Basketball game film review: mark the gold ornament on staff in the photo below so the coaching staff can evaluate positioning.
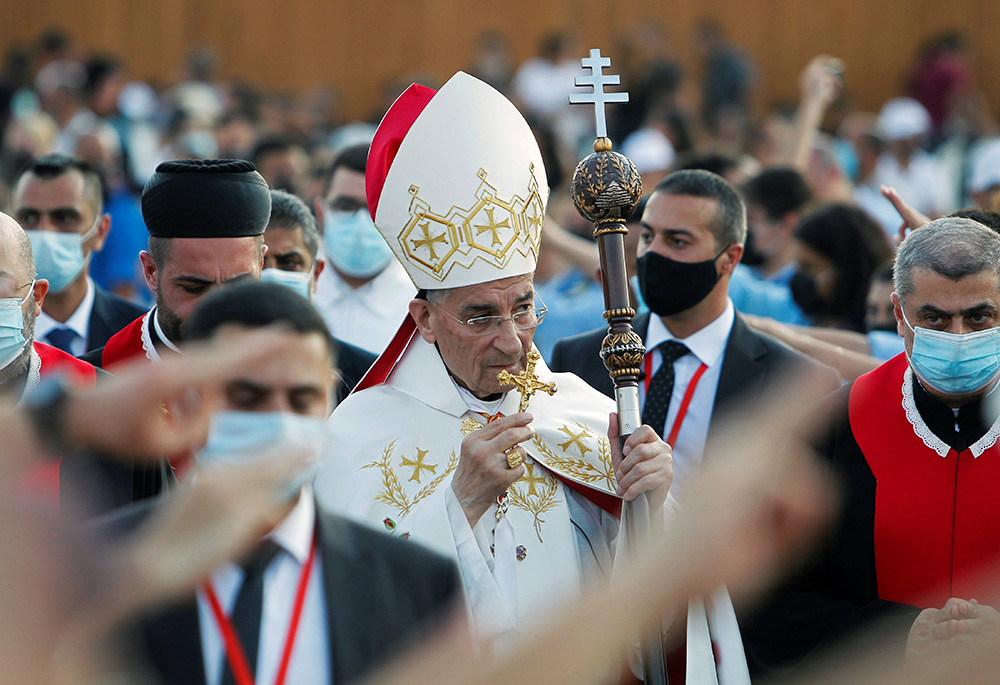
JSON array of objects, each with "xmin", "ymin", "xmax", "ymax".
[{"xmin": 497, "ymin": 350, "xmax": 556, "ymax": 468}]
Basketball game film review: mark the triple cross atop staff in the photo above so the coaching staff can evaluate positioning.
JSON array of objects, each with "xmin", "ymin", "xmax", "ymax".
[
  {"xmin": 569, "ymin": 48, "xmax": 629, "ymax": 140},
  {"xmin": 497, "ymin": 350, "xmax": 557, "ymax": 413}
]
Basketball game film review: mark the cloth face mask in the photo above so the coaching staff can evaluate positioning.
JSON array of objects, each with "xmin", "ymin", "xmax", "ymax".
[
  {"xmin": 0, "ymin": 285, "xmax": 33, "ymax": 371},
  {"xmin": 260, "ymin": 265, "xmax": 314, "ymax": 300},
  {"xmin": 636, "ymin": 247, "xmax": 726, "ymax": 317},
  {"xmin": 26, "ymin": 215, "xmax": 100, "ymax": 293},
  {"xmin": 902, "ymin": 309, "xmax": 1000, "ymax": 395},
  {"xmin": 197, "ymin": 410, "xmax": 326, "ymax": 496},
  {"xmin": 323, "ymin": 209, "xmax": 394, "ymax": 279}
]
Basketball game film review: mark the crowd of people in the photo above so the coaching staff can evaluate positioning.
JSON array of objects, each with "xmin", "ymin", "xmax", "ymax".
[{"xmin": 2, "ymin": 19, "xmax": 1000, "ymax": 685}]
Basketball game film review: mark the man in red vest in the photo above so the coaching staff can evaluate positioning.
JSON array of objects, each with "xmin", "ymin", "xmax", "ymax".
[
  {"xmin": 746, "ymin": 216, "xmax": 1000, "ymax": 675},
  {"xmin": 0, "ymin": 210, "xmax": 97, "ymax": 501}
]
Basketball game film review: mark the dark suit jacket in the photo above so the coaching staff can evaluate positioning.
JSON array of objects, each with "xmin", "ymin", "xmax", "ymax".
[
  {"xmin": 110, "ymin": 502, "xmax": 460, "ymax": 685},
  {"xmin": 85, "ymin": 286, "xmax": 147, "ymax": 352},
  {"xmin": 550, "ymin": 311, "xmax": 840, "ymax": 456}
]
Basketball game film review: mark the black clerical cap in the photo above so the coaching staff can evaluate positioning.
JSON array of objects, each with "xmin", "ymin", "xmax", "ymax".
[{"xmin": 141, "ymin": 159, "xmax": 271, "ymax": 238}]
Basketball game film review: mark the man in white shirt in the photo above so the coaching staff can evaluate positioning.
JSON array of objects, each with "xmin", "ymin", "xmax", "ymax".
[
  {"xmin": 120, "ymin": 280, "xmax": 461, "ymax": 685},
  {"xmin": 552, "ymin": 170, "xmax": 839, "ymax": 497},
  {"xmin": 312, "ymin": 143, "xmax": 414, "ymax": 354},
  {"xmin": 11, "ymin": 154, "xmax": 145, "ymax": 356}
]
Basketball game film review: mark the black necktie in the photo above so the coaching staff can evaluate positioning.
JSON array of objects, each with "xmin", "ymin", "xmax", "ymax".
[
  {"xmin": 221, "ymin": 541, "xmax": 282, "ymax": 685},
  {"xmin": 45, "ymin": 327, "xmax": 78, "ymax": 354},
  {"xmin": 642, "ymin": 340, "xmax": 691, "ymax": 435}
]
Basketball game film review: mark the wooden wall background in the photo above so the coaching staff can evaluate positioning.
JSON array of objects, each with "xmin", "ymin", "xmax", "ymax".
[{"xmin": 2, "ymin": 0, "xmax": 999, "ymax": 122}]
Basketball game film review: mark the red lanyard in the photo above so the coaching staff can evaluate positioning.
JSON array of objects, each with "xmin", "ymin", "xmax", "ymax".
[
  {"xmin": 203, "ymin": 532, "xmax": 318, "ymax": 685},
  {"xmin": 643, "ymin": 351, "xmax": 709, "ymax": 446}
]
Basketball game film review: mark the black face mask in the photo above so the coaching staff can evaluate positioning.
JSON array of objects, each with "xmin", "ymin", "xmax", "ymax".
[
  {"xmin": 789, "ymin": 271, "xmax": 829, "ymax": 317},
  {"xmin": 637, "ymin": 247, "xmax": 727, "ymax": 317}
]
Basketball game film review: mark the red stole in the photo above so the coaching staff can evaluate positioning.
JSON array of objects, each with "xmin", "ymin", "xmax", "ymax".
[
  {"xmin": 22, "ymin": 342, "xmax": 99, "ymax": 504},
  {"xmin": 849, "ymin": 353, "xmax": 1000, "ymax": 607},
  {"xmin": 100, "ymin": 313, "xmax": 148, "ymax": 371}
]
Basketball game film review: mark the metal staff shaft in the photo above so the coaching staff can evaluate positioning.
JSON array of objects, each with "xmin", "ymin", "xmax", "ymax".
[{"xmin": 571, "ymin": 137, "xmax": 667, "ymax": 684}]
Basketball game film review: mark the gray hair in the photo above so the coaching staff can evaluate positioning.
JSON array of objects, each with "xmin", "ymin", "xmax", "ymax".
[
  {"xmin": 268, "ymin": 189, "xmax": 319, "ymax": 260},
  {"xmin": 894, "ymin": 217, "xmax": 1000, "ymax": 303}
]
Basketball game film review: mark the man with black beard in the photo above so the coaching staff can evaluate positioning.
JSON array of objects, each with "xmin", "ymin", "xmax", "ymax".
[
  {"xmin": 551, "ymin": 170, "xmax": 837, "ymax": 498},
  {"xmin": 82, "ymin": 159, "xmax": 270, "ymax": 369}
]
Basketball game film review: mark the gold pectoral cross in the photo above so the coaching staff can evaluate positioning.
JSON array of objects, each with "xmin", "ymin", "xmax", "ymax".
[{"xmin": 497, "ymin": 350, "xmax": 557, "ymax": 412}]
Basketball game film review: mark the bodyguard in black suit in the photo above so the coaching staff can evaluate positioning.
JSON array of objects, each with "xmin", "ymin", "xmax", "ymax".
[
  {"xmin": 11, "ymin": 153, "xmax": 147, "ymax": 356},
  {"xmin": 551, "ymin": 170, "xmax": 838, "ymax": 673},
  {"xmin": 131, "ymin": 503, "xmax": 460, "ymax": 685}
]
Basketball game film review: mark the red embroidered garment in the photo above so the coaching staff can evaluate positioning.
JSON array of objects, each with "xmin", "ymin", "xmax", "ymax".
[{"xmin": 850, "ymin": 353, "xmax": 1000, "ymax": 607}]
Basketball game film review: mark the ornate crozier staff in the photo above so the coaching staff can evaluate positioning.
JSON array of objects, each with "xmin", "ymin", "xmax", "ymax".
[{"xmin": 569, "ymin": 48, "xmax": 668, "ymax": 684}]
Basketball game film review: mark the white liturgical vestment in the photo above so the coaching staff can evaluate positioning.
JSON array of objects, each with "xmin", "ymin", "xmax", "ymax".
[{"xmin": 315, "ymin": 335, "xmax": 750, "ymax": 683}]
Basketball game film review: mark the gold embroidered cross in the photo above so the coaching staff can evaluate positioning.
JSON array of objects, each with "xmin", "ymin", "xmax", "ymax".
[
  {"xmin": 520, "ymin": 461, "xmax": 547, "ymax": 497},
  {"xmin": 400, "ymin": 448, "xmax": 437, "ymax": 483},
  {"xmin": 525, "ymin": 203, "xmax": 543, "ymax": 231},
  {"xmin": 557, "ymin": 425, "xmax": 593, "ymax": 458},
  {"xmin": 474, "ymin": 206, "xmax": 510, "ymax": 246},
  {"xmin": 497, "ymin": 350, "xmax": 557, "ymax": 412},
  {"xmin": 411, "ymin": 221, "xmax": 448, "ymax": 260}
]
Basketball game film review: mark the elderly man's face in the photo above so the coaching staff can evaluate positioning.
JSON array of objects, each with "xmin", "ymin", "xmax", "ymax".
[
  {"xmin": 412, "ymin": 274, "xmax": 536, "ymax": 399},
  {"xmin": 0, "ymin": 214, "xmax": 48, "ymax": 383},
  {"xmin": 140, "ymin": 237, "xmax": 264, "ymax": 342}
]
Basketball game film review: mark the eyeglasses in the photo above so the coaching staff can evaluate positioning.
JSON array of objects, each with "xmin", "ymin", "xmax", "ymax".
[
  {"xmin": 427, "ymin": 296, "xmax": 547, "ymax": 336},
  {"xmin": 1, "ymin": 280, "xmax": 33, "ymax": 300}
]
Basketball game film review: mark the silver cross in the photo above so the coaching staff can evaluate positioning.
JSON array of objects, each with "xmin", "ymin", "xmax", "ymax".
[{"xmin": 569, "ymin": 48, "xmax": 628, "ymax": 139}]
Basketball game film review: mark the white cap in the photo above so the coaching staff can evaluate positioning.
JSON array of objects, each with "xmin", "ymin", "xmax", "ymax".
[
  {"xmin": 367, "ymin": 72, "xmax": 548, "ymax": 291},
  {"xmin": 621, "ymin": 127, "xmax": 676, "ymax": 174},
  {"xmin": 968, "ymin": 138, "xmax": 1000, "ymax": 195},
  {"xmin": 877, "ymin": 97, "xmax": 932, "ymax": 141}
]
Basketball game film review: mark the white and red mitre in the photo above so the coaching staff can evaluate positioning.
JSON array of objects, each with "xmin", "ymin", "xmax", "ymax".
[{"xmin": 366, "ymin": 71, "xmax": 548, "ymax": 291}]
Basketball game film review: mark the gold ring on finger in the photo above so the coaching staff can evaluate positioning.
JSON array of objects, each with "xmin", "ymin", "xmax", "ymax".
[{"xmin": 505, "ymin": 447, "xmax": 523, "ymax": 469}]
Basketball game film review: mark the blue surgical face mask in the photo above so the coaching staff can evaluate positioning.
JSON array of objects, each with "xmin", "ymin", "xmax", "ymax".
[
  {"xmin": 26, "ymin": 216, "xmax": 100, "ymax": 293},
  {"xmin": 197, "ymin": 410, "xmax": 326, "ymax": 496},
  {"xmin": 902, "ymin": 309, "xmax": 1000, "ymax": 395},
  {"xmin": 260, "ymin": 265, "xmax": 314, "ymax": 300},
  {"xmin": 323, "ymin": 209, "xmax": 393, "ymax": 279},
  {"xmin": 0, "ymin": 284, "xmax": 33, "ymax": 371}
]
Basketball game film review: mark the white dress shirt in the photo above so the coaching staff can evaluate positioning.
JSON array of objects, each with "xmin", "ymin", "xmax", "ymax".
[
  {"xmin": 313, "ymin": 260, "xmax": 415, "ymax": 355},
  {"xmin": 640, "ymin": 300, "xmax": 735, "ymax": 499},
  {"xmin": 197, "ymin": 488, "xmax": 331, "ymax": 685},
  {"xmin": 36, "ymin": 277, "xmax": 95, "ymax": 357}
]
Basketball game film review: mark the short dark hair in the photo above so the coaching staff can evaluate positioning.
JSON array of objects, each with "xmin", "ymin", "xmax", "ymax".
[
  {"xmin": 17, "ymin": 153, "xmax": 105, "ymax": 211},
  {"xmin": 949, "ymin": 207, "xmax": 1000, "ymax": 234},
  {"xmin": 742, "ymin": 167, "xmax": 812, "ymax": 220},
  {"xmin": 186, "ymin": 280, "xmax": 336, "ymax": 362},
  {"xmin": 249, "ymin": 135, "xmax": 306, "ymax": 168},
  {"xmin": 323, "ymin": 143, "xmax": 368, "ymax": 197},
  {"xmin": 652, "ymin": 169, "xmax": 747, "ymax": 246},
  {"xmin": 267, "ymin": 189, "xmax": 319, "ymax": 259}
]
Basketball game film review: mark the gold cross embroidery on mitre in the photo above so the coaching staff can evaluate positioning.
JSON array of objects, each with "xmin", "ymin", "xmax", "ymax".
[
  {"xmin": 497, "ymin": 350, "xmax": 557, "ymax": 413},
  {"xmin": 474, "ymin": 206, "xmax": 510, "ymax": 246},
  {"xmin": 411, "ymin": 221, "xmax": 448, "ymax": 260}
]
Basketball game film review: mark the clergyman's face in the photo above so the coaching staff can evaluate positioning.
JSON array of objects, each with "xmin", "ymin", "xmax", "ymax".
[
  {"xmin": 143, "ymin": 237, "xmax": 264, "ymax": 341},
  {"xmin": 413, "ymin": 274, "xmax": 535, "ymax": 399}
]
